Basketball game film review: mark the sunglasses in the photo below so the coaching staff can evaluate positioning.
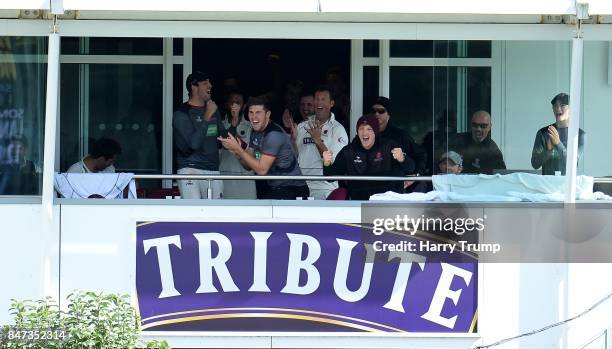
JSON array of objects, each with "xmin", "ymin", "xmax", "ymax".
[
  {"xmin": 471, "ymin": 122, "xmax": 490, "ymax": 129},
  {"xmin": 371, "ymin": 107, "xmax": 387, "ymax": 114}
]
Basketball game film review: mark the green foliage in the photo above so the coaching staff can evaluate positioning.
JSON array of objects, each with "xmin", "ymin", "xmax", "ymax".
[{"xmin": 1, "ymin": 291, "xmax": 170, "ymax": 349}]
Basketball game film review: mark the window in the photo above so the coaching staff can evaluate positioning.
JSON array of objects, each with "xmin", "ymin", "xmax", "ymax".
[{"xmin": 0, "ymin": 36, "xmax": 46, "ymax": 196}]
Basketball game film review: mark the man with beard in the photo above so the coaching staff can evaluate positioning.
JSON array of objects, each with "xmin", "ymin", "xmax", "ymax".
[
  {"xmin": 369, "ymin": 96, "xmax": 427, "ymax": 192},
  {"xmin": 173, "ymin": 71, "xmax": 226, "ymax": 199},
  {"xmin": 451, "ymin": 110, "xmax": 506, "ymax": 174}
]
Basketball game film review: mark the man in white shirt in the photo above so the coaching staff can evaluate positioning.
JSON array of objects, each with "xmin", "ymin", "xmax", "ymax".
[
  {"xmin": 290, "ymin": 85, "xmax": 348, "ymax": 199},
  {"xmin": 67, "ymin": 137, "xmax": 122, "ymax": 173}
]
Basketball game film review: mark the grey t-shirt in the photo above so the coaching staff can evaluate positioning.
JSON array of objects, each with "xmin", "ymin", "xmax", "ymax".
[{"xmin": 249, "ymin": 122, "xmax": 305, "ymax": 188}]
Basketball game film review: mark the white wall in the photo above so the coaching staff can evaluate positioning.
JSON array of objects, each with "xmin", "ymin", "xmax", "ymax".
[{"xmin": 0, "ymin": 204, "xmax": 59, "ymax": 324}]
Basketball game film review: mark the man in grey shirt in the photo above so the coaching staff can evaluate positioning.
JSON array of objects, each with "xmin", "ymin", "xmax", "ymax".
[
  {"xmin": 531, "ymin": 93, "xmax": 586, "ymax": 175},
  {"xmin": 173, "ymin": 71, "xmax": 227, "ymax": 199},
  {"xmin": 218, "ymin": 97, "xmax": 309, "ymax": 200}
]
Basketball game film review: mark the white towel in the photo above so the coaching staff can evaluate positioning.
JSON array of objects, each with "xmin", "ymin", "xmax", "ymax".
[
  {"xmin": 54, "ymin": 173, "xmax": 137, "ymax": 199},
  {"xmin": 432, "ymin": 173, "xmax": 593, "ymax": 199},
  {"xmin": 369, "ymin": 190, "xmax": 522, "ymax": 202}
]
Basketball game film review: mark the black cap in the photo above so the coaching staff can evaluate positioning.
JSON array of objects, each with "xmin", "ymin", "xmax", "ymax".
[
  {"xmin": 186, "ymin": 71, "xmax": 213, "ymax": 92},
  {"xmin": 371, "ymin": 96, "xmax": 391, "ymax": 114},
  {"xmin": 550, "ymin": 93, "xmax": 569, "ymax": 106}
]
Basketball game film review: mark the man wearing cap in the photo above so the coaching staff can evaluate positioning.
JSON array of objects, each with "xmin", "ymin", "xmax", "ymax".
[
  {"xmin": 531, "ymin": 93, "xmax": 586, "ymax": 175},
  {"xmin": 451, "ymin": 110, "xmax": 506, "ymax": 174},
  {"xmin": 322, "ymin": 114, "xmax": 414, "ymax": 200},
  {"xmin": 370, "ymin": 96, "xmax": 427, "ymax": 192},
  {"xmin": 173, "ymin": 71, "xmax": 227, "ymax": 199},
  {"xmin": 439, "ymin": 151, "xmax": 463, "ymax": 174},
  {"xmin": 290, "ymin": 85, "xmax": 349, "ymax": 199}
]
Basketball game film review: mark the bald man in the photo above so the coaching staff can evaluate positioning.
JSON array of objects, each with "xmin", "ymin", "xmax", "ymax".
[{"xmin": 450, "ymin": 110, "xmax": 506, "ymax": 174}]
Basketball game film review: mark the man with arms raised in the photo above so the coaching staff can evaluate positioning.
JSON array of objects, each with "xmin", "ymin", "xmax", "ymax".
[{"xmin": 219, "ymin": 97, "xmax": 309, "ymax": 200}]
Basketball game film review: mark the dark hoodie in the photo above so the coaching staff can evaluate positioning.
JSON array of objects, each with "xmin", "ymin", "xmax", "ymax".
[{"xmin": 323, "ymin": 136, "xmax": 415, "ymax": 200}]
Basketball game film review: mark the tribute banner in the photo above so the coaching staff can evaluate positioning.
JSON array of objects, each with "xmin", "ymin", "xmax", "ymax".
[{"xmin": 136, "ymin": 222, "xmax": 477, "ymax": 333}]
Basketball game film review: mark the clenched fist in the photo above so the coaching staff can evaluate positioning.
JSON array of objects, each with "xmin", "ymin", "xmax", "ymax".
[
  {"xmin": 322, "ymin": 150, "xmax": 333, "ymax": 166},
  {"xmin": 391, "ymin": 148, "xmax": 405, "ymax": 163}
]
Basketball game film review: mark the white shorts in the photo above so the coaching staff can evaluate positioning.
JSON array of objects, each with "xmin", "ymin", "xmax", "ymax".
[{"xmin": 177, "ymin": 167, "xmax": 223, "ymax": 199}]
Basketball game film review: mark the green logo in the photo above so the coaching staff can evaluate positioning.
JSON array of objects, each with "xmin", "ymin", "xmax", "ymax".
[
  {"xmin": 206, "ymin": 124, "xmax": 218, "ymax": 136},
  {"xmin": 551, "ymin": 148, "xmax": 558, "ymax": 159},
  {"xmin": 255, "ymin": 151, "xmax": 261, "ymax": 159}
]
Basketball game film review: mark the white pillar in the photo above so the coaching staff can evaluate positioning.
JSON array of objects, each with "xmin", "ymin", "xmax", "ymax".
[
  {"xmin": 40, "ymin": 29, "xmax": 61, "ymax": 300},
  {"xmin": 565, "ymin": 37, "xmax": 583, "ymax": 203},
  {"xmin": 162, "ymin": 38, "xmax": 173, "ymax": 187},
  {"xmin": 41, "ymin": 33, "xmax": 60, "ymax": 212}
]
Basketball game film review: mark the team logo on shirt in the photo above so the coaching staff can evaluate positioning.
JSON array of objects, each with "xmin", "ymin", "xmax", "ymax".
[
  {"xmin": 338, "ymin": 137, "xmax": 345, "ymax": 143},
  {"xmin": 303, "ymin": 137, "xmax": 315, "ymax": 144},
  {"xmin": 206, "ymin": 124, "xmax": 218, "ymax": 136},
  {"xmin": 353, "ymin": 156, "xmax": 363, "ymax": 164}
]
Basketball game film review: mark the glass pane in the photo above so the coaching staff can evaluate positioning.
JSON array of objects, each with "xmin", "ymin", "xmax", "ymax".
[
  {"xmin": 391, "ymin": 40, "xmax": 491, "ymax": 58},
  {"xmin": 363, "ymin": 66, "xmax": 379, "ymax": 115},
  {"xmin": 60, "ymin": 64, "xmax": 163, "ymax": 175},
  {"xmin": 467, "ymin": 41, "xmax": 491, "ymax": 58},
  {"xmin": 389, "ymin": 66, "xmax": 491, "ymax": 175},
  {"xmin": 173, "ymin": 38, "xmax": 183, "ymax": 56},
  {"xmin": 503, "ymin": 40, "xmax": 570, "ymax": 178},
  {"xmin": 60, "ymin": 37, "xmax": 163, "ymax": 55},
  {"xmin": 0, "ymin": 37, "xmax": 46, "ymax": 195},
  {"xmin": 363, "ymin": 40, "xmax": 379, "ymax": 57},
  {"xmin": 583, "ymin": 41, "xmax": 606, "ymax": 191},
  {"xmin": 173, "ymin": 64, "xmax": 184, "ymax": 112},
  {"xmin": 390, "ymin": 40, "xmax": 433, "ymax": 58},
  {"xmin": 61, "ymin": 37, "xmax": 79, "ymax": 54}
]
